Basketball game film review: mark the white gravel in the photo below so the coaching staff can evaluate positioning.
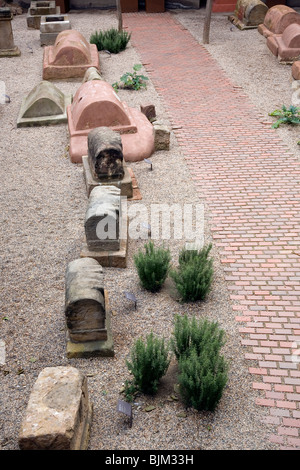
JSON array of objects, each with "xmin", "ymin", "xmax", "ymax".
[{"xmin": 2, "ymin": 6, "xmax": 297, "ymax": 450}]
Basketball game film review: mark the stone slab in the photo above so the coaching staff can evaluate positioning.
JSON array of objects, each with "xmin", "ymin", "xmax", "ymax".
[
  {"xmin": 66, "ymin": 290, "xmax": 114, "ymax": 358},
  {"xmin": 0, "ymin": 45, "xmax": 20, "ymax": 57},
  {"xmin": 18, "ymin": 366, "xmax": 93, "ymax": 450}
]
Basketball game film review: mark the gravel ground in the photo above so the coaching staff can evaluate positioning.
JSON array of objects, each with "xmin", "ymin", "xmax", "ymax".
[{"xmin": 1, "ymin": 6, "xmax": 298, "ymax": 451}]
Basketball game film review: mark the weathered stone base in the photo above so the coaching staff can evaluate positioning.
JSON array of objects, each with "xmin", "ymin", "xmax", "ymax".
[
  {"xmin": 80, "ymin": 234, "xmax": 128, "ymax": 268},
  {"xmin": 0, "ymin": 45, "xmax": 20, "ymax": 57},
  {"xmin": 66, "ymin": 292, "xmax": 114, "ymax": 358},
  {"xmin": 18, "ymin": 366, "xmax": 93, "ymax": 450}
]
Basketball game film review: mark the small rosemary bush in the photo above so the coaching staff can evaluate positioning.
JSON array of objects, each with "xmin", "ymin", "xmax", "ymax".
[
  {"xmin": 178, "ymin": 345, "xmax": 228, "ymax": 412},
  {"xmin": 113, "ymin": 64, "xmax": 148, "ymax": 91},
  {"xmin": 172, "ymin": 314, "xmax": 228, "ymax": 411},
  {"xmin": 90, "ymin": 28, "xmax": 131, "ymax": 54},
  {"xmin": 170, "ymin": 244, "xmax": 213, "ymax": 302},
  {"xmin": 134, "ymin": 241, "xmax": 171, "ymax": 292},
  {"xmin": 126, "ymin": 332, "xmax": 170, "ymax": 395},
  {"xmin": 269, "ymin": 105, "xmax": 300, "ymax": 128}
]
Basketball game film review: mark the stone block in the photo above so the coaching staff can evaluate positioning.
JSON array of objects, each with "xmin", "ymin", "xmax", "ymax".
[
  {"xmin": 153, "ymin": 122, "xmax": 170, "ymax": 150},
  {"xmin": 0, "ymin": 8, "xmax": 21, "ymax": 57},
  {"xmin": 81, "ymin": 191, "xmax": 128, "ymax": 268},
  {"xmin": 85, "ymin": 185, "xmax": 122, "ymax": 252},
  {"xmin": 27, "ymin": 1, "xmax": 60, "ymax": 29},
  {"xmin": 82, "ymin": 66, "xmax": 103, "ymax": 82},
  {"xmin": 17, "ymin": 80, "xmax": 72, "ymax": 127},
  {"xmin": 40, "ymin": 14, "xmax": 71, "ymax": 44},
  {"xmin": 18, "ymin": 366, "xmax": 92, "ymax": 450},
  {"xmin": 65, "ymin": 258, "xmax": 106, "ymax": 343},
  {"xmin": 29, "ymin": 1, "xmax": 57, "ymax": 16}
]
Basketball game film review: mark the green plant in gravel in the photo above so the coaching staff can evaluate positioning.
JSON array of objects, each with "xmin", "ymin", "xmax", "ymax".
[
  {"xmin": 134, "ymin": 240, "xmax": 171, "ymax": 292},
  {"xmin": 90, "ymin": 28, "xmax": 131, "ymax": 54},
  {"xmin": 172, "ymin": 314, "xmax": 226, "ymax": 360},
  {"xmin": 178, "ymin": 344, "xmax": 228, "ymax": 412},
  {"xmin": 113, "ymin": 64, "xmax": 149, "ymax": 91},
  {"xmin": 269, "ymin": 105, "xmax": 300, "ymax": 128},
  {"xmin": 172, "ymin": 314, "xmax": 228, "ymax": 411},
  {"xmin": 126, "ymin": 332, "xmax": 171, "ymax": 395},
  {"xmin": 170, "ymin": 244, "xmax": 213, "ymax": 302}
]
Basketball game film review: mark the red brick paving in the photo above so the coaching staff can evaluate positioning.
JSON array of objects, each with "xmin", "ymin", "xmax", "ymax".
[{"xmin": 123, "ymin": 12, "xmax": 300, "ymax": 449}]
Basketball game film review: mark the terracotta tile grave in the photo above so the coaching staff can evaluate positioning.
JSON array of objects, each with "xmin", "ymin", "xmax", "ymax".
[
  {"xmin": 42, "ymin": 29, "xmax": 100, "ymax": 80},
  {"xmin": 258, "ymin": 4, "xmax": 300, "ymax": 37},
  {"xmin": 67, "ymin": 79, "xmax": 154, "ymax": 163},
  {"xmin": 267, "ymin": 22, "xmax": 300, "ymax": 62}
]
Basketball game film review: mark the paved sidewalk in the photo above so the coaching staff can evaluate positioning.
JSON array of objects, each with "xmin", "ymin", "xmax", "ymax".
[{"xmin": 123, "ymin": 12, "xmax": 300, "ymax": 450}]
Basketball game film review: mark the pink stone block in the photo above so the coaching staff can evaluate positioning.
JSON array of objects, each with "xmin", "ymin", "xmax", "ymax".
[
  {"xmin": 258, "ymin": 5, "xmax": 300, "ymax": 38},
  {"xmin": 67, "ymin": 80, "xmax": 154, "ymax": 163},
  {"xmin": 292, "ymin": 60, "xmax": 300, "ymax": 80},
  {"xmin": 267, "ymin": 23, "xmax": 300, "ymax": 62},
  {"xmin": 43, "ymin": 29, "xmax": 100, "ymax": 80}
]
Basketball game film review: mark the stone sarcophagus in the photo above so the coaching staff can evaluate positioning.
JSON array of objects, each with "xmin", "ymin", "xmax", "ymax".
[
  {"xmin": 19, "ymin": 366, "xmax": 92, "ymax": 450},
  {"xmin": 0, "ymin": 7, "xmax": 20, "ymax": 57},
  {"xmin": 81, "ymin": 185, "xmax": 128, "ymax": 268},
  {"xmin": 65, "ymin": 258, "xmax": 114, "ymax": 357},
  {"xmin": 67, "ymin": 79, "xmax": 154, "ymax": 163},
  {"xmin": 40, "ymin": 14, "xmax": 71, "ymax": 46},
  {"xmin": 82, "ymin": 127, "xmax": 133, "ymax": 198},
  {"xmin": 228, "ymin": 0, "xmax": 268, "ymax": 30},
  {"xmin": 43, "ymin": 29, "xmax": 100, "ymax": 80},
  {"xmin": 258, "ymin": 5, "xmax": 300, "ymax": 38},
  {"xmin": 17, "ymin": 80, "xmax": 72, "ymax": 127},
  {"xmin": 85, "ymin": 185, "xmax": 122, "ymax": 252},
  {"xmin": 27, "ymin": 1, "xmax": 59, "ymax": 29},
  {"xmin": 267, "ymin": 22, "xmax": 300, "ymax": 62}
]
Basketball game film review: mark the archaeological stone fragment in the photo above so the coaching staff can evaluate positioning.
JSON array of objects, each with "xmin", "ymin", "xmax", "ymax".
[
  {"xmin": 17, "ymin": 80, "xmax": 72, "ymax": 127},
  {"xmin": 65, "ymin": 258, "xmax": 114, "ymax": 357},
  {"xmin": 85, "ymin": 185, "xmax": 122, "ymax": 252},
  {"xmin": 0, "ymin": 7, "xmax": 20, "ymax": 57},
  {"xmin": 43, "ymin": 29, "xmax": 100, "ymax": 80},
  {"xmin": 18, "ymin": 366, "xmax": 92, "ymax": 450},
  {"xmin": 228, "ymin": 0, "xmax": 268, "ymax": 30}
]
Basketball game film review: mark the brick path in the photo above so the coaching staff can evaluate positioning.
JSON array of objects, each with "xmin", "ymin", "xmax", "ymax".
[{"xmin": 123, "ymin": 12, "xmax": 300, "ymax": 449}]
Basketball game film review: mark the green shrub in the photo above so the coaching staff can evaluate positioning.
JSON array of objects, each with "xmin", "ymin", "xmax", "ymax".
[
  {"xmin": 90, "ymin": 28, "xmax": 131, "ymax": 54},
  {"xmin": 113, "ymin": 64, "xmax": 148, "ymax": 91},
  {"xmin": 178, "ymin": 345, "xmax": 228, "ymax": 412},
  {"xmin": 170, "ymin": 244, "xmax": 213, "ymax": 302},
  {"xmin": 134, "ymin": 240, "xmax": 171, "ymax": 292},
  {"xmin": 172, "ymin": 314, "xmax": 226, "ymax": 360},
  {"xmin": 126, "ymin": 332, "xmax": 171, "ymax": 395},
  {"xmin": 172, "ymin": 314, "xmax": 228, "ymax": 411}
]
